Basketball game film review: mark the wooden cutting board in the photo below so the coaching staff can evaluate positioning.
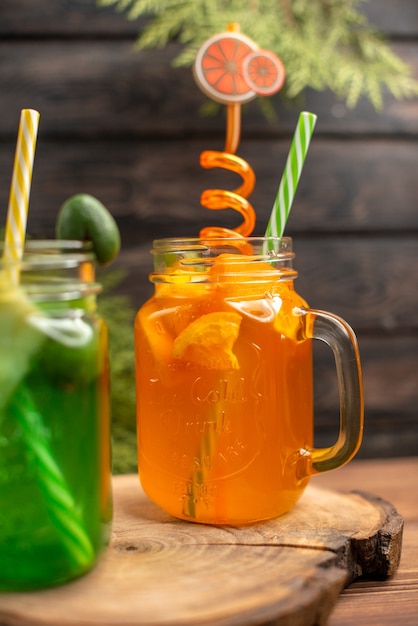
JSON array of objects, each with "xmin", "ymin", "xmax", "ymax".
[{"xmin": 0, "ymin": 475, "xmax": 403, "ymax": 626}]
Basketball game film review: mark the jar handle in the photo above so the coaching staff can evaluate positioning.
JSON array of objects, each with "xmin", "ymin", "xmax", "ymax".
[{"xmin": 299, "ymin": 308, "xmax": 364, "ymax": 475}]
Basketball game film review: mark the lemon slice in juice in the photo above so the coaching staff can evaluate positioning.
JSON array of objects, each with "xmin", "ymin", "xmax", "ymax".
[{"xmin": 172, "ymin": 311, "xmax": 242, "ymax": 370}]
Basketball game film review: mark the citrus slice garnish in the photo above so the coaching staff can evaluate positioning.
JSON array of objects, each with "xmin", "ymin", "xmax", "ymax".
[
  {"xmin": 193, "ymin": 31, "xmax": 258, "ymax": 105},
  {"xmin": 172, "ymin": 311, "xmax": 242, "ymax": 370},
  {"xmin": 242, "ymin": 49, "xmax": 286, "ymax": 96}
]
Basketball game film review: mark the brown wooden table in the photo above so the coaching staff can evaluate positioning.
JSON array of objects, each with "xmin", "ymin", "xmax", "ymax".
[
  {"xmin": 314, "ymin": 457, "xmax": 418, "ymax": 626},
  {"xmin": 0, "ymin": 457, "xmax": 416, "ymax": 626}
]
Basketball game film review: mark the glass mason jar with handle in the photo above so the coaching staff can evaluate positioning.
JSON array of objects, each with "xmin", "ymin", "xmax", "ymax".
[
  {"xmin": 135, "ymin": 237, "xmax": 364, "ymax": 525},
  {"xmin": 0, "ymin": 240, "xmax": 112, "ymax": 590}
]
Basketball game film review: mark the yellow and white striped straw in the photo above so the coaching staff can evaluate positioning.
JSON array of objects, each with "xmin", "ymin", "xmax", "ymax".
[
  {"xmin": 3, "ymin": 109, "xmax": 96, "ymax": 569},
  {"xmin": 4, "ymin": 109, "xmax": 40, "ymax": 282}
]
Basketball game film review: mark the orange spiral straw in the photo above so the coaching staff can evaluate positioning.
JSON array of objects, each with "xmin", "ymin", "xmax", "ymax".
[
  {"xmin": 225, "ymin": 103, "xmax": 241, "ymax": 155},
  {"xmin": 199, "ymin": 149, "xmax": 256, "ymax": 239},
  {"xmin": 184, "ymin": 27, "xmax": 286, "ymax": 520},
  {"xmin": 193, "ymin": 23, "xmax": 285, "ymax": 240}
]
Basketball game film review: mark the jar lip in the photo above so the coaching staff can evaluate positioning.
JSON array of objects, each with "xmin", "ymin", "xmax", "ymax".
[
  {"xmin": 152, "ymin": 236, "xmax": 294, "ymax": 259},
  {"xmin": 150, "ymin": 236, "xmax": 296, "ymax": 283},
  {"xmin": 152, "ymin": 236, "xmax": 292, "ymax": 247},
  {"xmin": 1, "ymin": 239, "xmax": 93, "ymax": 251},
  {"xmin": 0, "ymin": 240, "xmax": 95, "ymax": 269}
]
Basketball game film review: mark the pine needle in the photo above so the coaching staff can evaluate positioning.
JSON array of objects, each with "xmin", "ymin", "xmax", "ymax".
[{"xmin": 97, "ymin": 0, "xmax": 418, "ymax": 109}]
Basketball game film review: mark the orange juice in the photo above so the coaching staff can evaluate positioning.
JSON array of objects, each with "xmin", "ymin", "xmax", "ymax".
[{"xmin": 135, "ymin": 238, "xmax": 315, "ymax": 524}]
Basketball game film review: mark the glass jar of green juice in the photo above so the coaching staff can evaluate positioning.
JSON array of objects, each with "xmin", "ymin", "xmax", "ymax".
[{"xmin": 0, "ymin": 241, "xmax": 112, "ymax": 590}]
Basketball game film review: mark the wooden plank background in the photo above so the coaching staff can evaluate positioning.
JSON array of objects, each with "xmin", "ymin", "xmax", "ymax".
[{"xmin": 1, "ymin": 0, "xmax": 417, "ymax": 460}]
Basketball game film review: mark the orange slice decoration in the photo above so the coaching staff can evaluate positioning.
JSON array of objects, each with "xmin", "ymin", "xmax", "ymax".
[
  {"xmin": 193, "ymin": 31, "xmax": 258, "ymax": 105},
  {"xmin": 243, "ymin": 49, "xmax": 286, "ymax": 96},
  {"xmin": 193, "ymin": 25, "xmax": 286, "ymax": 241}
]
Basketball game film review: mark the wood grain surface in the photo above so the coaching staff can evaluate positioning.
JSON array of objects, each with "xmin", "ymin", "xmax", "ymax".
[
  {"xmin": 316, "ymin": 457, "xmax": 418, "ymax": 626},
  {"xmin": 0, "ymin": 474, "xmax": 403, "ymax": 626}
]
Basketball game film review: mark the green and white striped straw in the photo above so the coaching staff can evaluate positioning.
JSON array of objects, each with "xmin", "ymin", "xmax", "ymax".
[
  {"xmin": 265, "ymin": 111, "xmax": 317, "ymax": 238},
  {"xmin": 14, "ymin": 386, "xmax": 95, "ymax": 570}
]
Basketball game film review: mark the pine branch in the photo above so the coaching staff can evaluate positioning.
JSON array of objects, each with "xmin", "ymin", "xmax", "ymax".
[
  {"xmin": 97, "ymin": 0, "xmax": 418, "ymax": 109},
  {"xmin": 97, "ymin": 269, "xmax": 137, "ymax": 474}
]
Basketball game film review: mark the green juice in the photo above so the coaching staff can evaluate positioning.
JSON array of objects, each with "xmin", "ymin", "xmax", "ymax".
[{"xmin": 0, "ymin": 290, "xmax": 112, "ymax": 590}]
